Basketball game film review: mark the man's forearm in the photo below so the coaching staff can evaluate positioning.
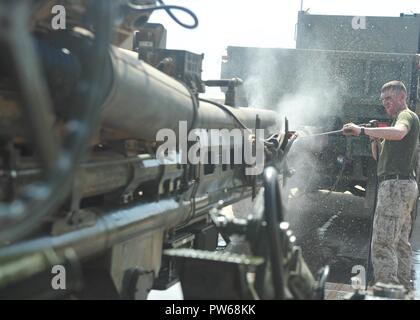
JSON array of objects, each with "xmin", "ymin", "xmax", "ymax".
[{"xmin": 364, "ymin": 127, "xmax": 406, "ymax": 141}]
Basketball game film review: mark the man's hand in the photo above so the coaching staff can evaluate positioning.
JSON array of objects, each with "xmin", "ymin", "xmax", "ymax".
[{"xmin": 342, "ymin": 123, "xmax": 362, "ymax": 136}]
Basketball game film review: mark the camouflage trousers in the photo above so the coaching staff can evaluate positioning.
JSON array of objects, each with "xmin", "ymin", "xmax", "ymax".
[{"xmin": 371, "ymin": 179, "xmax": 418, "ymax": 289}]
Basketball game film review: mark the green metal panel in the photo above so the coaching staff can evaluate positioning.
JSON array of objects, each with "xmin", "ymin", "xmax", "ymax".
[
  {"xmin": 296, "ymin": 12, "xmax": 420, "ymax": 54},
  {"xmin": 222, "ymin": 46, "xmax": 418, "ymax": 113}
]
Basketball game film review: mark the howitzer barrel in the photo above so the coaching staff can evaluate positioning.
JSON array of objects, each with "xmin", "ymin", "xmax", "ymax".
[
  {"xmin": 100, "ymin": 48, "xmax": 280, "ymax": 141},
  {"xmin": 0, "ymin": 44, "xmax": 281, "ymax": 142},
  {"xmin": 195, "ymin": 102, "xmax": 279, "ymax": 131}
]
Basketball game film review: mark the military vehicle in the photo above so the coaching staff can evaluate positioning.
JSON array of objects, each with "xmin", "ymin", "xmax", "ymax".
[
  {"xmin": 0, "ymin": 0, "xmax": 416, "ymax": 301},
  {"xmin": 0, "ymin": 0, "xmax": 330, "ymax": 300},
  {"xmin": 221, "ymin": 11, "xmax": 420, "ymax": 203}
]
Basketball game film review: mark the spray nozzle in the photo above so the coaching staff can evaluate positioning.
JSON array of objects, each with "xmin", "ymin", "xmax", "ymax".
[{"xmin": 359, "ymin": 120, "xmax": 379, "ymax": 128}]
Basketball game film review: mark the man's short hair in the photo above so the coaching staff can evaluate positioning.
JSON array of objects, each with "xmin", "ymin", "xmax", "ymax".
[{"xmin": 381, "ymin": 80, "xmax": 407, "ymax": 94}]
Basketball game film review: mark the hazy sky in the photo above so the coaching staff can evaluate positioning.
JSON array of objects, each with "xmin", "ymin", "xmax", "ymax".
[{"xmin": 149, "ymin": 0, "xmax": 420, "ymax": 97}]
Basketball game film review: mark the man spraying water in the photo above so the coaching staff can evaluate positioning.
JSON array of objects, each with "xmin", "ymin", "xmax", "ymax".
[{"xmin": 342, "ymin": 81, "xmax": 419, "ymax": 291}]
